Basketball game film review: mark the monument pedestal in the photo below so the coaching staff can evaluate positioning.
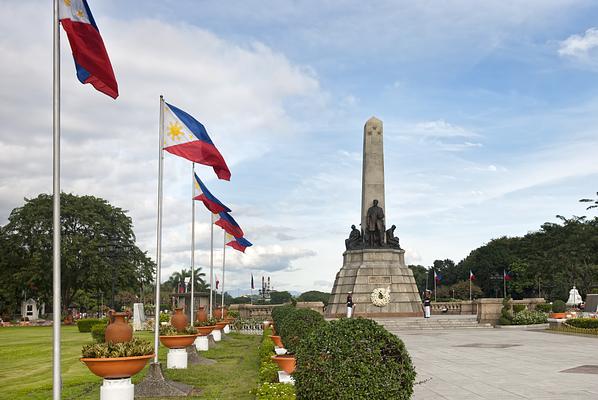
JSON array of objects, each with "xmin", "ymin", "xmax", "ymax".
[{"xmin": 326, "ymin": 248, "xmax": 422, "ymax": 318}]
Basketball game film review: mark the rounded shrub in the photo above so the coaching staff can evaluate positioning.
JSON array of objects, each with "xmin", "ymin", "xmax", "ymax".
[
  {"xmin": 294, "ymin": 318, "xmax": 415, "ymax": 400},
  {"xmin": 512, "ymin": 304, "xmax": 526, "ymax": 314},
  {"xmin": 277, "ymin": 308, "xmax": 326, "ymax": 354},
  {"xmin": 552, "ymin": 300, "xmax": 566, "ymax": 313},
  {"xmin": 271, "ymin": 305, "xmax": 294, "ymax": 330},
  {"xmin": 535, "ymin": 303, "xmax": 552, "ymax": 313},
  {"xmin": 90, "ymin": 322, "xmax": 107, "ymax": 343}
]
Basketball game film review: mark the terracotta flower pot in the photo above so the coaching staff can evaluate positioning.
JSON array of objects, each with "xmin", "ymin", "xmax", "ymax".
[
  {"xmin": 269, "ymin": 335, "xmax": 284, "ymax": 348},
  {"xmin": 214, "ymin": 307, "xmax": 228, "ymax": 319},
  {"xmin": 215, "ymin": 321, "xmax": 228, "ymax": 331},
  {"xmin": 271, "ymin": 355, "xmax": 296, "ymax": 374},
  {"xmin": 170, "ymin": 307, "xmax": 188, "ymax": 332},
  {"xmin": 196, "ymin": 325, "xmax": 215, "ymax": 336},
  {"xmin": 195, "ymin": 306, "xmax": 208, "ymax": 322},
  {"xmin": 550, "ymin": 312, "xmax": 566, "ymax": 319},
  {"xmin": 105, "ymin": 310, "xmax": 133, "ymax": 344},
  {"xmin": 80, "ymin": 354, "xmax": 153, "ymax": 379},
  {"xmin": 159, "ymin": 334, "xmax": 197, "ymax": 349}
]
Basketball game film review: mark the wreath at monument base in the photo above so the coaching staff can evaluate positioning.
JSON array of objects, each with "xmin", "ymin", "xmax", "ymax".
[{"xmin": 371, "ymin": 288, "xmax": 391, "ymax": 307}]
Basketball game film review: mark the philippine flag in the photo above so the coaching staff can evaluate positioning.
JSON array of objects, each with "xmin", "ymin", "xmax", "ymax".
[
  {"xmin": 504, "ymin": 270, "xmax": 512, "ymax": 281},
  {"xmin": 59, "ymin": 0, "xmax": 118, "ymax": 98},
  {"xmin": 193, "ymin": 173, "xmax": 231, "ymax": 214},
  {"xmin": 469, "ymin": 270, "xmax": 476, "ymax": 281},
  {"xmin": 214, "ymin": 212, "xmax": 244, "ymax": 238},
  {"xmin": 226, "ymin": 236, "xmax": 253, "ymax": 253},
  {"xmin": 163, "ymin": 102, "xmax": 231, "ymax": 181}
]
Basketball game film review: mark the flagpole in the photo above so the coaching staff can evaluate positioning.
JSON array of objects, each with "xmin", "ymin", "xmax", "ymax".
[
  {"xmin": 52, "ymin": 0, "xmax": 61, "ymax": 398},
  {"xmin": 503, "ymin": 270, "xmax": 507, "ymax": 298},
  {"xmin": 221, "ymin": 231, "xmax": 226, "ymax": 314},
  {"xmin": 190, "ymin": 163, "xmax": 195, "ymax": 326},
  {"xmin": 434, "ymin": 272, "xmax": 437, "ymax": 302},
  {"xmin": 469, "ymin": 274, "xmax": 472, "ymax": 301},
  {"xmin": 153, "ymin": 95, "xmax": 165, "ymax": 363},
  {"xmin": 209, "ymin": 213, "xmax": 214, "ymax": 319}
]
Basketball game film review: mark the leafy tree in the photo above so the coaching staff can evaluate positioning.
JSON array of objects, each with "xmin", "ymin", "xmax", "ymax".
[
  {"xmin": 0, "ymin": 193, "xmax": 155, "ymax": 317},
  {"xmin": 269, "ymin": 290, "xmax": 293, "ymax": 304},
  {"xmin": 297, "ymin": 290, "xmax": 330, "ymax": 305},
  {"xmin": 408, "ymin": 265, "xmax": 428, "ymax": 294},
  {"xmin": 435, "ymin": 280, "xmax": 483, "ymax": 300},
  {"xmin": 166, "ymin": 267, "xmax": 208, "ymax": 293}
]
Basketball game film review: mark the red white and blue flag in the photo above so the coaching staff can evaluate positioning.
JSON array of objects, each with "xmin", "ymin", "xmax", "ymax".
[
  {"xmin": 214, "ymin": 212, "xmax": 244, "ymax": 238},
  {"xmin": 434, "ymin": 271, "xmax": 442, "ymax": 282},
  {"xmin": 226, "ymin": 234, "xmax": 253, "ymax": 253},
  {"xmin": 163, "ymin": 102, "xmax": 231, "ymax": 181},
  {"xmin": 59, "ymin": 0, "xmax": 118, "ymax": 98},
  {"xmin": 469, "ymin": 270, "xmax": 475, "ymax": 281},
  {"xmin": 193, "ymin": 173, "xmax": 231, "ymax": 214},
  {"xmin": 503, "ymin": 270, "xmax": 512, "ymax": 281}
]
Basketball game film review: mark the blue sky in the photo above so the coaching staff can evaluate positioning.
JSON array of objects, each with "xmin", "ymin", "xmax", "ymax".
[{"xmin": 1, "ymin": 1, "xmax": 597, "ymax": 294}]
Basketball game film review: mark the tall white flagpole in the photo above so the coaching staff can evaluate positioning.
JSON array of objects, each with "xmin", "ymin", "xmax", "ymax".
[
  {"xmin": 434, "ymin": 273, "xmax": 437, "ymax": 302},
  {"xmin": 469, "ymin": 274, "xmax": 472, "ymax": 301},
  {"xmin": 221, "ymin": 232, "xmax": 226, "ymax": 313},
  {"xmin": 190, "ymin": 163, "xmax": 195, "ymax": 326},
  {"xmin": 153, "ymin": 95, "xmax": 165, "ymax": 363},
  {"xmin": 52, "ymin": 1, "xmax": 61, "ymax": 398},
  {"xmin": 209, "ymin": 213, "xmax": 214, "ymax": 318}
]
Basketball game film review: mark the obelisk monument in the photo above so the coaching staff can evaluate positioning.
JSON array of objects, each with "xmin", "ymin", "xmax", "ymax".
[
  {"xmin": 326, "ymin": 117, "xmax": 423, "ymax": 318},
  {"xmin": 361, "ymin": 117, "xmax": 385, "ymax": 234}
]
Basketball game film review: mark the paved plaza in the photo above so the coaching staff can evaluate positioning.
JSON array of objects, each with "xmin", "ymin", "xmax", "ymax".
[{"xmin": 399, "ymin": 328, "xmax": 598, "ymax": 400}]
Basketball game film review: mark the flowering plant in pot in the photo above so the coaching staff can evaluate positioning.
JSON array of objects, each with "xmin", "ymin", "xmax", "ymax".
[
  {"xmin": 550, "ymin": 300, "xmax": 567, "ymax": 319},
  {"xmin": 159, "ymin": 325, "xmax": 198, "ymax": 349},
  {"xmin": 80, "ymin": 337, "xmax": 154, "ymax": 379},
  {"xmin": 193, "ymin": 317, "xmax": 217, "ymax": 336}
]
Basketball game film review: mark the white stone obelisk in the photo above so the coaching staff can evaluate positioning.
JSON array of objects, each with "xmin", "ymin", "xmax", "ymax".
[{"xmin": 361, "ymin": 117, "xmax": 385, "ymax": 232}]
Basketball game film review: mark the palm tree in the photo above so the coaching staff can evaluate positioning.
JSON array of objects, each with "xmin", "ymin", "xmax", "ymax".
[
  {"xmin": 580, "ymin": 192, "xmax": 598, "ymax": 211},
  {"xmin": 167, "ymin": 267, "xmax": 208, "ymax": 292}
]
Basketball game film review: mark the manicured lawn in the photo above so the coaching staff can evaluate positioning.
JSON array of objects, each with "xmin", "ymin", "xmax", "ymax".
[{"xmin": 0, "ymin": 326, "xmax": 260, "ymax": 399}]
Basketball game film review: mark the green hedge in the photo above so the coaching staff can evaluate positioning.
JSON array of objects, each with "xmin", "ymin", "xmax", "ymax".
[
  {"xmin": 271, "ymin": 305, "xmax": 295, "ymax": 332},
  {"xmin": 91, "ymin": 323, "xmax": 107, "ymax": 343},
  {"xmin": 512, "ymin": 310, "xmax": 547, "ymax": 325},
  {"xmin": 254, "ymin": 323, "xmax": 296, "ymax": 399},
  {"xmin": 566, "ymin": 318, "xmax": 598, "ymax": 329},
  {"xmin": 277, "ymin": 308, "xmax": 325, "ymax": 354},
  {"xmin": 294, "ymin": 318, "xmax": 415, "ymax": 400},
  {"xmin": 77, "ymin": 318, "xmax": 106, "ymax": 333}
]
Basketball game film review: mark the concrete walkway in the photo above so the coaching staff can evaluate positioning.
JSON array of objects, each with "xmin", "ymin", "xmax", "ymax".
[{"xmin": 397, "ymin": 328, "xmax": 598, "ymax": 399}]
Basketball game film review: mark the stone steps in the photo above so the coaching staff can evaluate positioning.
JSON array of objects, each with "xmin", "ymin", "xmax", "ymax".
[{"xmin": 374, "ymin": 316, "xmax": 493, "ymax": 331}]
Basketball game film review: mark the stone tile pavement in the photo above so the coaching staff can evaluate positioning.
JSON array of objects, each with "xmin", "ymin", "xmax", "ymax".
[{"xmin": 397, "ymin": 328, "xmax": 598, "ymax": 399}]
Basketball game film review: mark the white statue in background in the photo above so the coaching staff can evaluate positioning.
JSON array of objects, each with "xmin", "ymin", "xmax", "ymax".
[{"xmin": 566, "ymin": 286, "xmax": 582, "ymax": 307}]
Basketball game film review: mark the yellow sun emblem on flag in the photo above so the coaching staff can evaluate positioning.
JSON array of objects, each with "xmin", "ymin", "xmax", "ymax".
[
  {"xmin": 167, "ymin": 121, "xmax": 186, "ymax": 141},
  {"xmin": 64, "ymin": 0, "xmax": 72, "ymax": 6}
]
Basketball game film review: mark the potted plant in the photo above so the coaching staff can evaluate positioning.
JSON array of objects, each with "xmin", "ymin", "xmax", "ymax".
[
  {"xmin": 80, "ymin": 337, "xmax": 154, "ymax": 379},
  {"xmin": 193, "ymin": 318, "xmax": 217, "ymax": 336},
  {"xmin": 270, "ymin": 354, "xmax": 296, "ymax": 374},
  {"xmin": 159, "ymin": 325, "xmax": 198, "ymax": 349},
  {"xmin": 269, "ymin": 334, "xmax": 284, "ymax": 348},
  {"xmin": 550, "ymin": 300, "xmax": 567, "ymax": 319}
]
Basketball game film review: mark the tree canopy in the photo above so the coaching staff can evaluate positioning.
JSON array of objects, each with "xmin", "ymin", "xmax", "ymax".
[{"xmin": 0, "ymin": 193, "xmax": 155, "ymax": 317}]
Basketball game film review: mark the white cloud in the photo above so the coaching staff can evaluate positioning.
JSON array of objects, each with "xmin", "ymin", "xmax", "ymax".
[{"xmin": 558, "ymin": 27, "xmax": 598, "ymax": 61}]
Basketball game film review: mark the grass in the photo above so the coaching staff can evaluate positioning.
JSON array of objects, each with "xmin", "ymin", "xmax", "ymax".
[{"xmin": 0, "ymin": 326, "xmax": 261, "ymax": 399}]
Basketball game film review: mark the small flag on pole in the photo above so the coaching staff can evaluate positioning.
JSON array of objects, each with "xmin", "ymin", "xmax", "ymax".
[
  {"xmin": 216, "ymin": 275, "xmax": 220, "ymax": 290},
  {"xmin": 59, "ymin": 0, "xmax": 118, "ymax": 98},
  {"xmin": 251, "ymin": 273, "xmax": 254, "ymax": 290},
  {"xmin": 434, "ymin": 271, "xmax": 442, "ymax": 282},
  {"xmin": 503, "ymin": 270, "xmax": 512, "ymax": 281},
  {"xmin": 193, "ymin": 173, "xmax": 231, "ymax": 213},
  {"xmin": 214, "ymin": 212, "xmax": 244, "ymax": 238},
  {"xmin": 469, "ymin": 270, "xmax": 475, "ymax": 281},
  {"xmin": 162, "ymin": 102, "xmax": 231, "ymax": 180}
]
